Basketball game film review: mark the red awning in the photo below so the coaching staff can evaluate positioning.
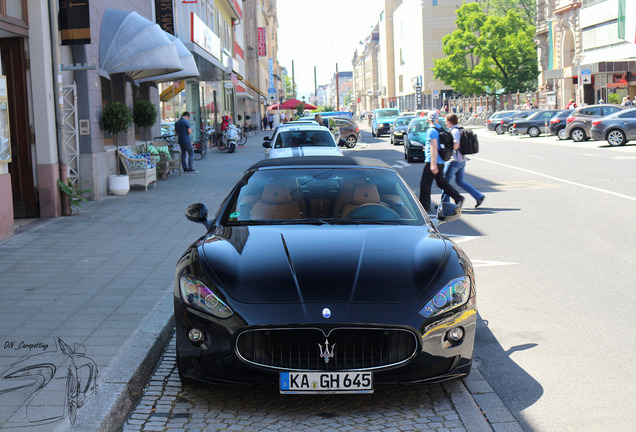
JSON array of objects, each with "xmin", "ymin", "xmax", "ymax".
[{"xmin": 267, "ymin": 98, "xmax": 317, "ymax": 110}]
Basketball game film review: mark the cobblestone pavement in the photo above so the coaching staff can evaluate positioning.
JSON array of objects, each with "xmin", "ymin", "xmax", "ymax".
[{"xmin": 121, "ymin": 336, "xmax": 468, "ymax": 432}]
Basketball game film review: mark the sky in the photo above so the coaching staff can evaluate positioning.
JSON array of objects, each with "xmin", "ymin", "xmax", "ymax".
[{"xmin": 276, "ymin": 0, "xmax": 382, "ymax": 101}]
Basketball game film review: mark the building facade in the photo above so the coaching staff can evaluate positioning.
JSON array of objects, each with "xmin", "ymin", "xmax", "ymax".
[
  {"xmin": 352, "ymin": 24, "xmax": 380, "ymax": 114},
  {"xmin": 537, "ymin": 0, "xmax": 636, "ymax": 109}
]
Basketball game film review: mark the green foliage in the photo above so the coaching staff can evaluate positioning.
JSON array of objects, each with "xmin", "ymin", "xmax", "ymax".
[
  {"xmin": 283, "ymin": 75, "xmax": 297, "ymax": 99},
  {"xmin": 133, "ymin": 100, "xmax": 157, "ymax": 128},
  {"xmin": 57, "ymin": 179, "xmax": 91, "ymax": 214},
  {"xmin": 101, "ymin": 102, "xmax": 133, "ymax": 135},
  {"xmin": 432, "ymin": 3, "xmax": 539, "ymax": 95},
  {"xmin": 608, "ymin": 93, "xmax": 622, "ymax": 104},
  {"xmin": 483, "ymin": 0, "xmax": 536, "ymax": 26},
  {"xmin": 295, "ymin": 103, "xmax": 305, "ymax": 118},
  {"xmin": 318, "ymin": 105, "xmax": 335, "ymax": 112},
  {"xmin": 237, "ymin": 114, "xmax": 243, "ymax": 121},
  {"xmin": 245, "ymin": 115, "xmax": 251, "ymax": 120}
]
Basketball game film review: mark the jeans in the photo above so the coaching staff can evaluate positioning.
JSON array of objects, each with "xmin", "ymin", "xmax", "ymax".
[
  {"xmin": 180, "ymin": 141, "xmax": 194, "ymax": 171},
  {"xmin": 441, "ymin": 161, "xmax": 484, "ymax": 203},
  {"xmin": 419, "ymin": 162, "xmax": 462, "ymax": 213}
]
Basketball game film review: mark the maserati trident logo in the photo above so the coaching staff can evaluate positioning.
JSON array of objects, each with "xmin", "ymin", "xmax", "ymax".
[{"xmin": 318, "ymin": 339, "xmax": 335, "ymax": 364}]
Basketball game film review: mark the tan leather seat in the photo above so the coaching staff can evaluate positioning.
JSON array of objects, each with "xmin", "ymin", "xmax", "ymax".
[
  {"xmin": 332, "ymin": 178, "xmax": 365, "ymax": 218},
  {"xmin": 340, "ymin": 184, "xmax": 384, "ymax": 218},
  {"xmin": 250, "ymin": 182, "xmax": 301, "ymax": 220}
]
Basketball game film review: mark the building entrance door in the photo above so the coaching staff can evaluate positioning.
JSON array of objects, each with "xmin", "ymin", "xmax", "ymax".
[{"xmin": 1, "ymin": 37, "xmax": 36, "ymax": 218}]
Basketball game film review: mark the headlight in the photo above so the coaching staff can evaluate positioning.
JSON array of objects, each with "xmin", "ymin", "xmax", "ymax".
[
  {"xmin": 179, "ymin": 276, "xmax": 233, "ymax": 318},
  {"xmin": 419, "ymin": 276, "xmax": 471, "ymax": 318},
  {"xmin": 409, "ymin": 139, "xmax": 424, "ymax": 146}
]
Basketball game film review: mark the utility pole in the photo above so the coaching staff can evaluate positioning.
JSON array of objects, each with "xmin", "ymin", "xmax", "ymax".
[
  {"xmin": 292, "ymin": 60, "xmax": 296, "ymax": 99},
  {"xmin": 335, "ymin": 63, "xmax": 339, "ymax": 110}
]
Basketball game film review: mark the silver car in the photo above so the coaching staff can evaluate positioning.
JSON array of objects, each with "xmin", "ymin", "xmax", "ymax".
[{"xmin": 590, "ymin": 107, "xmax": 636, "ymax": 146}]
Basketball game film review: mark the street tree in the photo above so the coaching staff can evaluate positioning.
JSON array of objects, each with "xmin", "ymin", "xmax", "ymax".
[
  {"xmin": 480, "ymin": 0, "xmax": 536, "ymax": 26},
  {"xmin": 283, "ymin": 75, "xmax": 297, "ymax": 100},
  {"xmin": 432, "ymin": 3, "xmax": 538, "ymax": 95}
]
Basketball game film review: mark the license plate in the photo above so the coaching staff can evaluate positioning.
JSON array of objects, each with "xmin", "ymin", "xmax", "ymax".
[{"xmin": 280, "ymin": 371, "xmax": 373, "ymax": 394}]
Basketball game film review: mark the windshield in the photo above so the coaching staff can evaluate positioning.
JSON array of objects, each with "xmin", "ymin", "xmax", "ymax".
[
  {"xmin": 223, "ymin": 167, "xmax": 425, "ymax": 225},
  {"xmin": 274, "ymin": 130, "xmax": 335, "ymax": 148},
  {"xmin": 408, "ymin": 119, "xmax": 429, "ymax": 133},
  {"xmin": 395, "ymin": 117, "xmax": 415, "ymax": 126},
  {"xmin": 376, "ymin": 109, "xmax": 400, "ymax": 118}
]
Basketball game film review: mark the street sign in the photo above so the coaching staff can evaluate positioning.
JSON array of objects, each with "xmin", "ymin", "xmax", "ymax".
[
  {"xmin": 433, "ymin": 90, "xmax": 439, "ymax": 99},
  {"xmin": 581, "ymin": 68, "xmax": 591, "ymax": 84}
]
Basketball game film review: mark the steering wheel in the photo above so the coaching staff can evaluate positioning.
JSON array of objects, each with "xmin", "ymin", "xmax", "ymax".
[{"xmin": 345, "ymin": 204, "xmax": 401, "ymax": 220}]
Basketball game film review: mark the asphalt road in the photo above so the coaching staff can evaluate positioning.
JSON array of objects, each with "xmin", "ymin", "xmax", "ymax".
[{"xmin": 351, "ymin": 123, "xmax": 636, "ymax": 431}]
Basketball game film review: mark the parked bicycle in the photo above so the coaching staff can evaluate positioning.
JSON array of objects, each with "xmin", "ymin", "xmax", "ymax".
[
  {"xmin": 237, "ymin": 126, "xmax": 247, "ymax": 146},
  {"xmin": 193, "ymin": 129, "xmax": 211, "ymax": 160}
]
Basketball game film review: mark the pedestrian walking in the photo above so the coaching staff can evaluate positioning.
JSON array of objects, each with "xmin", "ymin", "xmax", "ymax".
[
  {"xmin": 267, "ymin": 112, "xmax": 274, "ymax": 130},
  {"xmin": 441, "ymin": 114, "xmax": 485, "ymax": 208},
  {"xmin": 566, "ymin": 98, "xmax": 577, "ymax": 109},
  {"xmin": 175, "ymin": 111, "xmax": 197, "ymax": 173},
  {"xmin": 418, "ymin": 110, "xmax": 464, "ymax": 214},
  {"xmin": 262, "ymin": 113, "xmax": 268, "ymax": 130},
  {"xmin": 623, "ymin": 95, "xmax": 634, "ymax": 108}
]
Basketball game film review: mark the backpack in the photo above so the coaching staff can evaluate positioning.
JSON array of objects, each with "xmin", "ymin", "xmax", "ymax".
[
  {"xmin": 436, "ymin": 127, "xmax": 454, "ymax": 161},
  {"xmin": 458, "ymin": 127, "xmax": 479, "ymax": 155}
]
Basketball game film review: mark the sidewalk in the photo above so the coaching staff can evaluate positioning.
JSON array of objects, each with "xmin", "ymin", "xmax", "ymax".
[{"xmin": 0, "ymin": 130, "xmax": 519, "ymax": 432}]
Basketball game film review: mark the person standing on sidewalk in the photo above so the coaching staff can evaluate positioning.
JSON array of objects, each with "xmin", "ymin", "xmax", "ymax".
[
  {"xmin": 419, "ymin": 110, "xmax": 464, "ymax": 214},
  {"xmin": 267, "ymin": 112, "xmax": 274, "ymax": 130},
  {"xmin": 175, "ymin": 111, "xmax": 197, "ymax": 173},
  {"xmin": 262, "ymin": 113, "xmax": 268, "ymax": 130},
  {"xmin": 441, "ymin": 114, "xmax": 485, "ymax": 208}
]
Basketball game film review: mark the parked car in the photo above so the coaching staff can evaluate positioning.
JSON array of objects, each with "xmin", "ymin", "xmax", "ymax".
[
  {"xmin": 548, "ymin": 110, "xmax": 574, "ymax": 140},
  {"xmin": 403, "ymin": 117, "xmax": 446, "ymax": 162},
  {"xmin": 332, "ymin": 116, "xmax": 361, "ymax": 148},
  {"xmin": 565, "ymin": 104, "xmax": 626, "ymax": 142},
  {"xmin": 486, "ymin": 110, "xmax": 518, "ymax": 134},
  {"xmin": 509, "ymin": 110, "xmax": 562, "ymax": 137},
  {"xmin": 371, "ymin": 108, "xmax": 401, "ymax": 137},
  {"xmin": 262, "ymin": 124, "xmax": 343, "ymax": 159},
  {"xmin": 590, "ymin": 107, "xmax": 636, "ymax": 146},
  {"xmin": 390, "ymin": 115, "xmax": 417, "ymax": 145},
  {"xmin": 502, "ymin": 110, "xmax": 539, "ymax": 134},
  {"xmin": 175, "ymin": 156, "xmax": 474, "ymax": 391},
  {"xmin": 300, "ymin": 116, "xmax": 341, "ymax": 143}
]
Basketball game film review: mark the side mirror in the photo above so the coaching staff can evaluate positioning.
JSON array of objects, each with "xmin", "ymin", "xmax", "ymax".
[
  {"xmin": 263, "ymin": 136, "xmax": 270, "ymax": 141},
  {"xmin": 263, "ymin": 141, "xmax": 272, "ymax": 148},
  {"xmin": 436, "ymin": 202, "xmax": 461, "ymax": 224},
  {"xmin": 185, "ymin": 203, "xmax": 209, "ymax": 225}
]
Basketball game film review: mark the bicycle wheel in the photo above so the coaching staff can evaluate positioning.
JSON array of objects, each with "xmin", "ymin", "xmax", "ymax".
[
  {"xmin": 193, "ymin": 142, "xmax": 206, "ymax": 160},
  {"xmin": 238, "ymin": 132, "xmax": 247, "ymax": 146}
]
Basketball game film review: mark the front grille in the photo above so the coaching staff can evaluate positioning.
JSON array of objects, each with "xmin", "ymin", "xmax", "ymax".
[{"xmin": 236, "ymin": 327, "xmax": 418, "ymax": 371}]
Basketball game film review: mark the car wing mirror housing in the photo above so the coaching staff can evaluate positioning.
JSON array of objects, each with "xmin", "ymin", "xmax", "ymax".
[
  {"xmin": 263, "ymin": 141, "xmax": 272, "ymax": 148},
  {"xmin": 436, "ymin": 202, "xmax": 461, "ymax": 224},
  {"xmin": 186, "ymin": 203, "xmax": 212, "ymax": 229}
]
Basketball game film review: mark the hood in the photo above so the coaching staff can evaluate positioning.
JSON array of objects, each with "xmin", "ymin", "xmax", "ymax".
[
  {"xmin": 200, "ymin": 226, "xmax": 448, "ymax": 304},
  {"xmin": 269, "ymin": 147, "xmax": 343, "ymax": 158}
]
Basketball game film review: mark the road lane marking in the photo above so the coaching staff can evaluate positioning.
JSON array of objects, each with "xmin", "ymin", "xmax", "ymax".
[
  {"xmin": 392, "ymin": 161, "xmax": 410, "ymax": 169},
  {"xmin": 471, "ymin": 157, "xmax": 636, "ymax": 201},
  {"xmin": 471, "ymin": 259, "xmax": 518, "ymax": 268}
]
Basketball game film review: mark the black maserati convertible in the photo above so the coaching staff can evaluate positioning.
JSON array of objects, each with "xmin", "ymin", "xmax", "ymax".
[{"xmin": 174, "ymin": 156, "xmax": 476, "ymax": 394}]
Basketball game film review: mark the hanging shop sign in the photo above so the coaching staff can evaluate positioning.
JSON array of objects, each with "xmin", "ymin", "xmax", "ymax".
[
  {"xmin": 155, "ymin": 0, "xmax": 174, "ymax": 34},
  {"xmin": 257, "ymin": 27, "xmax": 267, "ymax": 57},
  {"xmin": 58, "ymin": 0, "xmax": 91, "ymax": 45}
]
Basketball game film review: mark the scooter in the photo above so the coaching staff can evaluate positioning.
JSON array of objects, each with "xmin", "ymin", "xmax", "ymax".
[
  {"xmin": 217, "ymin": 125, "xmax": 239, "ymax": 153},
  {"xmin": 225, "ymin": 124, "xmax": 238, "ymax": 153}
]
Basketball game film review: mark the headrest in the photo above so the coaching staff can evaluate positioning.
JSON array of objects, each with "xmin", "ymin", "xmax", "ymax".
[
  {"xmin": 261, "ymin": 183, "xmax": 291, "ymax": 204},
  {"xmin": 351, "ymin": 184, "xmax": 380, "ymax": 205}
]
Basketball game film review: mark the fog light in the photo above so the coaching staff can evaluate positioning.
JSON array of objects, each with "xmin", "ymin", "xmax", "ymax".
[
  {"xmin": 188, "ymin": 328, "xmax": 205, "ymax": 343},
  {"xmin": 447, "ymin": 327, "xmax": 464, "ymax": 342}
]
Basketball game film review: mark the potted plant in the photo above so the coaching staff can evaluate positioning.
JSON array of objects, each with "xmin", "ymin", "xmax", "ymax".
[
  {"xmin": 133, "ymin": 99, "xmax": 158, "ymax": 145},
  {"xmin": 102, "ymin": 101, "xmax": 133, "ymax": 195}
]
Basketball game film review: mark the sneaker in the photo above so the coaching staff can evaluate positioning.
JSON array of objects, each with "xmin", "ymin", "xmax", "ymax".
[
  {"xmin": 188, "ymin": 170, "xmax": 199, "ymax": 173},
  {"xmin": 456, "ymin": 197, "xmax": 465, "ymax": 208},
  {"xmin": 475, "ymin": 196, "xmax": 485, "ymax": 208}
]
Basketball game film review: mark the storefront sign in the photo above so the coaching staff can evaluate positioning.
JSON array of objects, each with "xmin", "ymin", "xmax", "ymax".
[
  {"xmin": 581, "ymin": 68, "xmax": 591, "ymax": 84},
  {"xmin": 191, "ymin": 12, "xmax": 221, "ymax": 61},
  {"xmin": 563, "ymin": 66, "xmax": 572, "ymax": 79},
  {"xmin": 58, "ymin": 0, "xmax": 91, "ymax": 45},
  {"xmin": 257, "ymin": 27, "xmax": 267, "ymax": 57},
  {"xmin": 268, "ymin": 58, "xmax": 276, "ymax": 100},
  {"xmin": 155, "ymin": 0, "xmax": 174, "ymax": 34}
]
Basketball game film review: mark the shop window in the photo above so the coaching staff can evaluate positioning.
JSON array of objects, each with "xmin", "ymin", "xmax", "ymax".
[{"xmin": 5, "ymin": 0, "xmax": 23, "ymax": 20}]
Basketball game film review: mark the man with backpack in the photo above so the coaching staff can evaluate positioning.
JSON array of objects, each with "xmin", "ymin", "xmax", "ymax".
[
  {"xmin": 419, "ymin": 110, "xmax": 464, "ymax": 214},
  {"xmin": 441, "ymin": 114, "xmax": 485, "ymax": 208}
]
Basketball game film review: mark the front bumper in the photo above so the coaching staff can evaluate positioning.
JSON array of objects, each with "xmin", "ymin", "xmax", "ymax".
[{"xmin": 174, "ymin": 297, "xmax": 475, "ymax": 387}]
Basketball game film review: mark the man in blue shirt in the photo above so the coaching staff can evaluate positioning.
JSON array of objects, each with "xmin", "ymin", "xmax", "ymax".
[
  {"xmin": 418, "ymin": 110, "xmax": 463, "ymax": 214},
  {"xmin": 175, "ymin": 111, "xmax": 197, "ymax": 173}
]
